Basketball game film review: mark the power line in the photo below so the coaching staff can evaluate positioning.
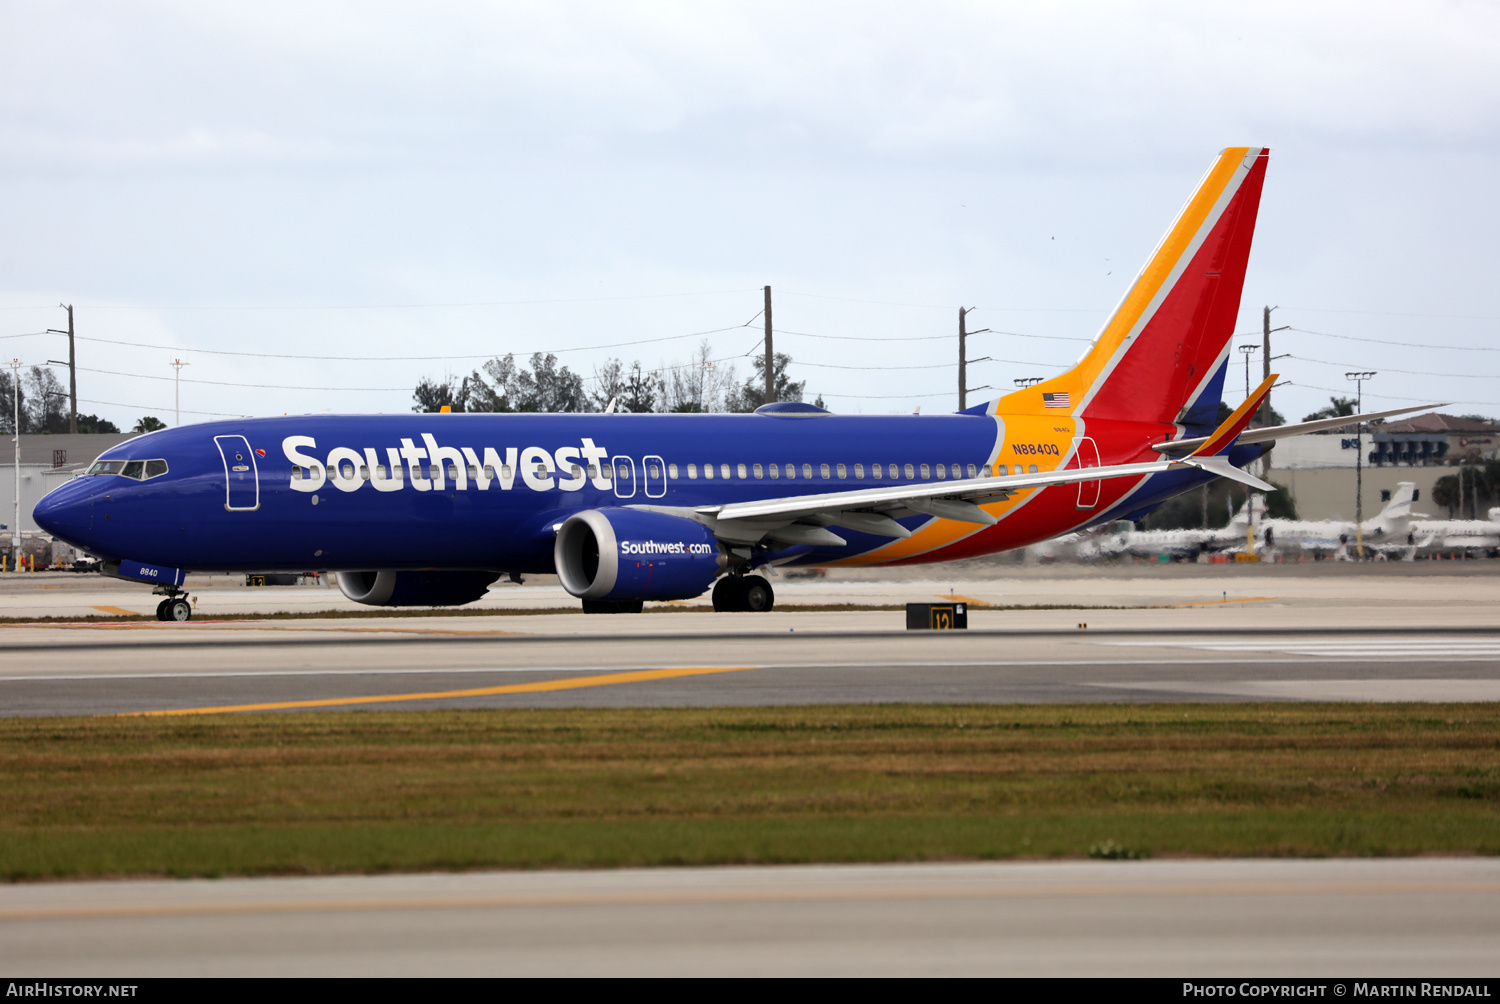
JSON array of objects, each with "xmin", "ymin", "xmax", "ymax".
[
  {"xmin": 778, "ymin": 290, "xmax": 1100, "ymax": 314},
  {"xmin": 48, "ymin": 322, "xmax": 1087, "ymax": 365},
  {"xmin": 1284, "ymin": 380, "xmax": 1481, "ymax": 407},
  {"xmin": 818, "ymin": 391, "xmax": 958, "ymax": 400},
  {"xmin": 69, "ymin": 325, "xmax": 749, "ymax": 362},
  {"xmin": 75, "ymin": 397, "xmax": 239, "ymax": 419},
  {"xmin": 776, "ymin": 326, "xmax": 1090, "ymax": 344},
  {"xmin": 71, "ymin": 365, "xmax": 409, "ymax": 392},
  {"xmin": 1282, "ymin": 355, "xmax": 1499, "ymax": 379},
  {"xmin": 0, "ymin": 289, "xmax": 759, "ymax": 312},
  {"xmin": 1289, "ymin": 326, "xmax": 1500, "ymax": 353},
  {"xmin": 796, "ymin": 360, "xmax": 953, "ymax": 372},
  {"xmin": 1286, "ymin": 306, "xmax": 1500, "ymax": 322}
]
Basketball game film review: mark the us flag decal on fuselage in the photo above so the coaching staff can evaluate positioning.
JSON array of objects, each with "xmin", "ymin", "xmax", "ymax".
[{"xmin": 1042, "ymin": 392, "xmax": 1070, "ymax": 408}]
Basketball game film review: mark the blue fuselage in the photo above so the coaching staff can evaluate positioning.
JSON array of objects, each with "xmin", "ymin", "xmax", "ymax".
[{"xmin": 34, "ymin": 410, "xmax": 1250, "ymax": 574}]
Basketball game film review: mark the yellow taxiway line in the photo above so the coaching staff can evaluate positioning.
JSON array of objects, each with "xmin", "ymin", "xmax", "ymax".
[
  {"xmin": 117, "ymin": 665, "xmax": 758, "ymax": 717},
  {"xmin": 1167, "ymin": 597, "xmax": 1277, "ymax": 607}
]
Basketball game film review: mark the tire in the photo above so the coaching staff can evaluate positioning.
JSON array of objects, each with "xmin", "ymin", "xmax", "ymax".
[
  {"xmin": 741, "ymin": 576, "xmax": 774, "ymax": 612},
  {"xmin": 712, "ymin": 577, "xmax": 745, "ymax": 612},
  {"xmin": 155, "ymin": 599, "xmax": 171, "ymax": 621},
  {"xmin": 166, "ymin": 598, "xmax": 192, "ymax": 622}
]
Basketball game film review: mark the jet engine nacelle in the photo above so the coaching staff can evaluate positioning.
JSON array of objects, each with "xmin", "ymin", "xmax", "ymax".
[
  {"xmin": 336, "ymin": 569, "xmax": 500, "ymax": 607},
  {"xmin": 554, "ymin": 508, "xmax": 724, "ymax": 602}
]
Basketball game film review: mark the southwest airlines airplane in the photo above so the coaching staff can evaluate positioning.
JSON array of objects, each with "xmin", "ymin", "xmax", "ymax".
[{"xmin": 32, "ymin": 147, "xmax": 1426, "ymax": 620}]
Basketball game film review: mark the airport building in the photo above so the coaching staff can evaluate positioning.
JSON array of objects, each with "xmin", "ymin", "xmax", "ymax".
[{"xmin": 1267, "ymin": 412, "xmax": 1500, "ymax": 521}]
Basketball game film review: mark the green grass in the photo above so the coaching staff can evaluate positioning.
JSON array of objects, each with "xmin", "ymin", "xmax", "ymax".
[{"xmin": 1, "ymin": 704, "xmax": 1496, "ymax": 879}]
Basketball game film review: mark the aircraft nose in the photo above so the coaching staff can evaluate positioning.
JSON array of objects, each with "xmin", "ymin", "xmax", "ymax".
[{"xmin": 33, "ymin": 480, "xmax": 94, "ymax": 544}]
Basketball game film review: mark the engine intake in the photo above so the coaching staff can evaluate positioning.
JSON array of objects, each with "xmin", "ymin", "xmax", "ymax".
[
  {"xmin": 555, "ymin": 508, "xmax": 723, "ymax": 602},
  {"xmin": 337, "ymin": 570, "xmax": 500, "ymax": 607}
]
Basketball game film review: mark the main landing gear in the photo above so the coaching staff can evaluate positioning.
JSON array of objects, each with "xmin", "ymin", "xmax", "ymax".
[
  {"xmin": 712, "ymin": 574, "xmax": 775, "ymax": 613},
  {"xmin": 153, "ymin": 586, "xmax": 192, "ymax": 622}
]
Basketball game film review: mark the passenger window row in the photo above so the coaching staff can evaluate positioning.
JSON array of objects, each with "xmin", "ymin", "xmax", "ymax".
[
  {"xmin": 289, "ymin": 459, "xmax": 1014, "ymax": 485},
  {"xmin": 675, "ymin": 462, "xmax": 981, "ymax": 482}
]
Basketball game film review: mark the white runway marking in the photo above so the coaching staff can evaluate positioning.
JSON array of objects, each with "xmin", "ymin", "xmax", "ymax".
[
  {"xmin": 1109, "ymin": 636, "xmax": 1500, "ymax": 662},
  {"xmin": 1088, "ymin": 679, "xmax": 1500, "ymax": 702}
]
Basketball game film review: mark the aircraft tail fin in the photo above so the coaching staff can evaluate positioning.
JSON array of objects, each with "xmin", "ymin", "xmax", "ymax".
[
  {"xmin": 993, "ymin": 147, "xmax": 1269, "ymax": 429},
  {"xmin": 1368, "ymin": 482, "xmax": 1425, "ymax": 532}
]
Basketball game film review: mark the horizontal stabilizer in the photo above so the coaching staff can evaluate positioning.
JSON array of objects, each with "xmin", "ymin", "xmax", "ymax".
[
  {"xmin": 1154, "ymin": 402, "xmax": 1450, "ymax": 455},
  {"xmin": 1174, "ymin": 454, "xmax": 1277, "ymax": 492}
]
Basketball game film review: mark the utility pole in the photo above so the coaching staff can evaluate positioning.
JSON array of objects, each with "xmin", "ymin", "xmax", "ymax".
[
  {"xmin": 1259, "ymin": 306, "xmax": 1291, "ymax": 480},
  {"xmin": 958, "ymin": 307, "xmax": 991, "ymax": 411},
  {"xmin": 171, "ymin": 359, "xmax": 189, "ymax": 427},
  {"xmin": 10, "ymin": 357, "xmax": 20, "ymax": 570},
  {"xmin": 1346, "ymin": 371, "xmax": 1377, "ymax": 559},
  {"xmin": 44, "ymin": 304, "xmax": 77, "ymax": 434},
  {"xmin": 763, "ymin": 286, "xmax": 774, "ymax": 406},
  {"xmin": 1262, "ymin": 306, "xmax": 1275, "ymax": 420},
  {"xmin": 1237, "ymin": 343, "xmax": 1260, "ymax": 536},
  {"xmin": 64, "ymin": 305, "xmax": 75, "ymax": 433},
  {"xmin": 959, "ymin": 306, "xmax": 967, "ymax": 410}
]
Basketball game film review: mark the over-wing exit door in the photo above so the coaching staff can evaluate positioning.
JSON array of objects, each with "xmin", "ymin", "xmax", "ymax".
[{"xmin": 214, "ymin": 435, "xmax": 260, "ymax": 511}]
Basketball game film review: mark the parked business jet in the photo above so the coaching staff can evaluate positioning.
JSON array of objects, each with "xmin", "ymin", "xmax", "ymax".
[
  {"xmin": 1408, "ymin": 506, "xmax": 1500, "ymax": 555},
  {"xmin": 1257, "ymin": 483, "xmax": 1427, "ymax": 556},
  {"xmin": 32, "ymin": 147, "xmax": 1433, "ymax": 619}
]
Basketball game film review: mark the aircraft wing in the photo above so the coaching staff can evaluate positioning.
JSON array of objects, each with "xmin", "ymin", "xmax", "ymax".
[
  {"xmin": 674, "ymin": 386, "xmax": 1278, "ymax": 546},
  {"xmin": 650, "ymin": 460, "xmax": 1170, "ymax": 547},
  {"xmin": 637, "ymin": 379, "xmax": 1281, "ymax": 549},
  {"xmin": 1152, "ymin": 402, "xmax": 1448, "ymax": 456}
]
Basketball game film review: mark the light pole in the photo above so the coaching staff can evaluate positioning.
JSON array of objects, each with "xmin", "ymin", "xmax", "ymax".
[
  {"xmin": 10, "ymin": 358, "xmax": 20, "ymax": 571},
  {"xmin": 1346, "ymin": 371, "xmax": 1377, "ymax": 558},
  {"xmin": 1238, "ymin": 343, "xmax": 1259, "ymax": 399},
  {"xmin": 1014, "ymin": 377, "xmax": 1044, "ymax": 389},
  {"xmin": 170, "ymin": 359, "xmax": 189, "ymax": 427}
]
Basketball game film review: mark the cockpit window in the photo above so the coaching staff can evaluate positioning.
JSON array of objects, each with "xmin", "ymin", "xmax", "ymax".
[{"xmin": 88, "ymin": 459, "xmax": 169, "ymax": 480}]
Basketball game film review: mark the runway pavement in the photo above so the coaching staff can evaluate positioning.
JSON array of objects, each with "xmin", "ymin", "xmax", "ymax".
[
  {"xmin": 2, "ymin": 565, "xmax": 1499, "ymax": 715},
  {"xmin": 4, "ymin": 622, "xmax": 1500, "ymax": 716},
  {"xmin": 2, "ymin": 859, "xmax": 1496, "ymax": 976},
  {"xmin": 3, "ymin": 570, "xmax": 1497, "ymax": 977}
]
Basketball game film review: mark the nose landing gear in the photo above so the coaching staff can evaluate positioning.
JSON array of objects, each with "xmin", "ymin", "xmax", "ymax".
[{"xmin": 152, "ymin": 586, "xmax": 193, "ymax": 622}]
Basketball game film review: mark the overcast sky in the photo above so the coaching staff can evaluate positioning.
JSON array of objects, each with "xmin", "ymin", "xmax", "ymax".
[{"xmin": 3, "ymin": 1, "xmax": 1499, "ymax": 427}]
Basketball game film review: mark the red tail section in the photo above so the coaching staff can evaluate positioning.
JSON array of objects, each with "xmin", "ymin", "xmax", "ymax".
[{"xmin": 997, "ymin": 148, "xmax": 1269, "ymax": 428}]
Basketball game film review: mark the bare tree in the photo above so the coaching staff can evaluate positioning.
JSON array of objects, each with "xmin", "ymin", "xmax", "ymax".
[
  {"xmin": 661, "ymin": 341, "xmax": 736, "ymax": 413},
  {"xmin": 590, "ymin": 358, "xmax": 627, "ymax": 412},
  {"xmin": 419, "ymin": 354, "xmax": 586, "ymax": 414}
]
